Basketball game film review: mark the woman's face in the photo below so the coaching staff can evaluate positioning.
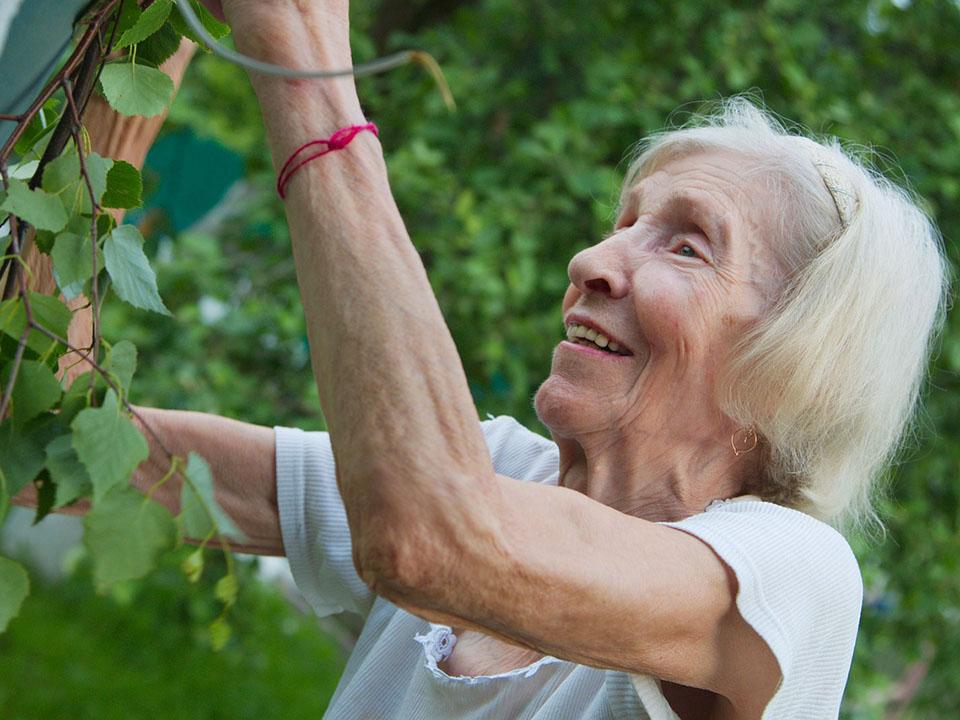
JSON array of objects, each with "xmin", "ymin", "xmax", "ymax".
[{"xmin": 534, "ymin": 149, "xmax": 784, "ymax": 443}]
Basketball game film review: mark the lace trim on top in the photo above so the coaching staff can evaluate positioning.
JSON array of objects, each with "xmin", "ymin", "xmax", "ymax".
[{"xmin": 415, "ymin": 623, "xmax": 563, "ymax": 684}]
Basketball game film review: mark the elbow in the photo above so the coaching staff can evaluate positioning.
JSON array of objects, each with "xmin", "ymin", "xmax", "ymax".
[
  {"xmin": 346, "ymin": 479, "xmax": 441, "ymax": 603},
  {"xmin": 353, "ymin": 520, "xmax": 437, "ymax": 604},
  {"xmin": 347, "ymin": 467, "xmax": 500, "ymax": 606}
]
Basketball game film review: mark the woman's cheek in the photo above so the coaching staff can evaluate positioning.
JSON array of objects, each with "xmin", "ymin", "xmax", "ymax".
[{"xmin": 632, "ymin": 270, "xmax": 697, "ymax": 344}]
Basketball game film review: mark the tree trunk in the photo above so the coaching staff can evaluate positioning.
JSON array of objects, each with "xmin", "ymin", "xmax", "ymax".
[{"xmin": 16, "ymin": 39, "xmax": 197, "ymax": 384}]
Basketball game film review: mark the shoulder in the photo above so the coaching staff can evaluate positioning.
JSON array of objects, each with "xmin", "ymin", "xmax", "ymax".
[{"xmin": 661, "ymin": 499, "xmax": 863, "ymax": 714}]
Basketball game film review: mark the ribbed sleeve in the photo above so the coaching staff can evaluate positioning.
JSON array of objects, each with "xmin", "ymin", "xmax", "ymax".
[
  {"xmin": 634, "ymin": 500, "xmax": 863, "ymax": 719},
  {"xmin": 273, "ymin": 415, "xmax": 560, "ymax": 620},
  {"xmin": 275, "ymin": 426, "xmax": 373, "ymax": 618}
]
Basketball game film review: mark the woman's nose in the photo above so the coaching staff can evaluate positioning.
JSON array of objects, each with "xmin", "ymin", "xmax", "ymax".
[{"xmin": 567, "ymin": 240, "xmax": 630, "ymax": 300}]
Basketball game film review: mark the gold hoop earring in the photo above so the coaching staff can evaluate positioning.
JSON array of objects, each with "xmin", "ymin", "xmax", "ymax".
[{"xmin": 731, "ymin": 427, "xmax": 758, "ymax": 457}]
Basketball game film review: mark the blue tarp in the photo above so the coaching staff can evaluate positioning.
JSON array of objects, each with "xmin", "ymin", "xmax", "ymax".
[{"xmin": 0, "ymin": 0, "xmax": 94, "ymax": 149}]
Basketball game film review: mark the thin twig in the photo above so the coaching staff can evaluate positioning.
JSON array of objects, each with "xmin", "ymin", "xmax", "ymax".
[
  {"xmin": 26, "ymin": 320, "xmax": 176, "ymax": 458},
  {"xmin": 0, "ymin": 329, "xmax": 29, "ymax": 419},
  {"xmin": 63, "ymin": 79, "xmax": 102, "ymax": 374}
]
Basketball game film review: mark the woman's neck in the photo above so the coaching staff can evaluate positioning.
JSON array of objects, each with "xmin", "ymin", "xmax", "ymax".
[{"xmin": 554, "ymin": 431, "xmax": 753, "ymax": 522}]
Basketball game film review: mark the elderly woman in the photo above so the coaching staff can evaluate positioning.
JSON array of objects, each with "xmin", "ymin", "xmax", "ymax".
[{"xmin": 119, "ymin": 1, "xmax": 948, "ymax": 718}]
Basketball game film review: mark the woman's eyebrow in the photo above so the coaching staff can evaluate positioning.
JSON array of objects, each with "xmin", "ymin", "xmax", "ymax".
[{"xmin": 665, "ymin": 192, "xmax": 731, "ymax": 253}]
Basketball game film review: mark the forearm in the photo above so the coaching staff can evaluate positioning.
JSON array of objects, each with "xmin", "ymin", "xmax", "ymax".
[
  {"xmin": 12, "ymin": 406, "xmax": 282, "ymax": 554},
  {"xmin": 228, "ymin": 9, "xmax": 497, "ymax": 563},
  {"xmin": 130, "ymin": 406, "xmax": 282, "ymax": 555}
]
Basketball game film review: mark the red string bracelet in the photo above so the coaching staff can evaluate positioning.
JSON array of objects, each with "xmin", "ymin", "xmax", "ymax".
[{"xmin": 276, "ymin": 122, "xmax": 379, "ymax": 199}]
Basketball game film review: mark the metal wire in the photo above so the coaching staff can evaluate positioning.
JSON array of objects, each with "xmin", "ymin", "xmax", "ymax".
[{"xmin": 173, "ymin": 0, "xmax": 414, "ymax": 79}]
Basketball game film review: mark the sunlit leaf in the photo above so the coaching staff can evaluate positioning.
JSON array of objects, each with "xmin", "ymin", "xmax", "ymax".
[
  {"xmin": 100, "ymin": 62, "xmax": 175, "ymax": 118},
  {"xmin": 115, "ymin": 0, "xmax": 172, "ymax": 49}
]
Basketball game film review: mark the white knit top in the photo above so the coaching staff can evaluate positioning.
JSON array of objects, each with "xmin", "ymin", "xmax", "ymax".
[{"xmin": 275, "ymin": 415, "xmax": 863, "ymax": 719}]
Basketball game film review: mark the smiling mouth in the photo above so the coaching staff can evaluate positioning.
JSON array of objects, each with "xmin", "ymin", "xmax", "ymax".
[{"xmin": 564, "ymin": 323, "xmax": 632, "ymax": 356}]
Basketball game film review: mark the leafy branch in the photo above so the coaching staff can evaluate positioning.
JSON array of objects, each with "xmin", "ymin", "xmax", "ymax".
[{"xmin": 0, "ymin": 0, "xmax": 243, "ymax": 643}]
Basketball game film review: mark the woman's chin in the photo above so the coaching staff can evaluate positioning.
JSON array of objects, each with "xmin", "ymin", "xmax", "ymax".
[{"xmin": 533, "ymin": 375, "xmax": 609, "ymax": 437}]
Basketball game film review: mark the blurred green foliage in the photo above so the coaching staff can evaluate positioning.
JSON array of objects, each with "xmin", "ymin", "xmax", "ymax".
[
  {"xmin": 13, "ymin": 0, "xmax": 959, "ymax": 717},
  {"xmin": 0, "ymin": 550, "xmax": 344, "ymax": 719}
]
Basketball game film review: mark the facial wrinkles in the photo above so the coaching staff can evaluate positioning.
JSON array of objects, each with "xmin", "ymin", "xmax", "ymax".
[
  {"xmin": 616, "ymin": 159, "xmax": 775, "ymax": 424},
  {"xmin": 547, "ymin": 150, "xmax": 786, "ymax": 517}
]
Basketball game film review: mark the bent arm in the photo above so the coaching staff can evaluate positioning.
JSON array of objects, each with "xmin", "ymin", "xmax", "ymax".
[{"xmin": 15, "ymin": 406, "xmax": 283, "ymax": 556}]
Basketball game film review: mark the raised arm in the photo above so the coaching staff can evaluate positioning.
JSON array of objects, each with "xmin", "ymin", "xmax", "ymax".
[{"xmin": 15, "ymin": 407, "xmax": 282, "ymax": 556}]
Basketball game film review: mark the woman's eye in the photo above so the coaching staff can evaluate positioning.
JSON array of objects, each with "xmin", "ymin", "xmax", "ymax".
[{"xmin": 676, "ymin": 243, "xmax": 699, "ymax": 258}]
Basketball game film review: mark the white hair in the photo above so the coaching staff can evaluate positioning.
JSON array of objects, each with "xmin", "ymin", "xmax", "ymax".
[{"xmin": 620, "ymin": 97, "xmax": 950, "ymax": 530}]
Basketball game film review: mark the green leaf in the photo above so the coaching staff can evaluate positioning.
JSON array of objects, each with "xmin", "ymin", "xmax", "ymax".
[
  {"xmin": 51, "ymin": 231, "xmax": 101, "ymax": 300},
  {"xmin": 137, "ymin": 23, "xmax": 184, "ymax": 68},
  {"xmin": 71, "ymin": 389, "xmax": 148, "ymax": 502},
  {"xmin": 84, "ymin": 486, "xmax": 175, "ymax": 591},
  {"xmin": 105, "ymin": 340, "xmax": 137, "ymax": 393},
  {"xmin": 114, "ymin": 0, "xmax": 141, "ymax": 38},
  {"xmin": 214, "ymin": 574, "xmax": 237, "ymax": 606},
  {"xmin": 208, "ymin": 616, "xmax": 231, "ymax": 650},
  {"xmin": 29, "ymin": 293, "xmax": 73, "ymax": 341},
  {"xmin": 0, "ymin": 179, "xmax": 67, "ymax": 232},
  {"xmin": 181, "ymin": 548, "xmax": 204, "ymax": 583},
  {"xmin": 33, "ymin": 229, "xmax": 55, "ymax": 254},
  {"xmin": 104, "ymin": 225, "xmax": 171, "ymax": 315},
  {"xmin": 170, "ymin": 0, "xmax": 230, "ymax": 49},
  {"xmin": 0, "ymin": 294, "xmax": 73, "ymax": 357},
  {"xmin": 40, "ymin": 149, "xmax": 80, "ymax": 194},
  {"xmin": 0, "ymin": 419, "xmax": 46, "ymax": 497},
  {"xmin": 60, "ymin": 372, "xmax": 98, "ymax": 426},
  {"xmin": 13, "ymin": 98, "xmax": 61, "ymax": 157},
  {"xmin": 101, "ymin": 160, "xmax": 143, "ymax": 209},
  {"xmin": 45, "ymin": 434, "xmax": 93, "ymax": 508},
  {"xmin": 6, "ymin": 360, "xmax": 61, "ymax": 427},
  {"xmin": 116, "ymin": 0, "xmax": 172, "ymax": 49},
  {"xmin": 41, "ymin": 147, "xmax": 112, "ymax": 215},
  {"xmin": 0, "ymin": 556, "xmax": 29, "ymax": 633},
  {"xmin": 97, "ymin": 212, "xmax": 117, "ymax": 238},
  {"xmin": 180, "ymin": 452, "xmax": 245, "ymax": 542},
  {"xmin": 100, "ymin": 62, "xmax": 175, "ymax": 118},
  {"xmin": 81, "ymin": 154, "xmax": 114, "ymax": 211}
]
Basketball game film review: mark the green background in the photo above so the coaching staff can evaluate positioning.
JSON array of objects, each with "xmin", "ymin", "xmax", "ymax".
[{"xmin": 3, "ymin": 0, "xmax": 960, "ymax": 717}]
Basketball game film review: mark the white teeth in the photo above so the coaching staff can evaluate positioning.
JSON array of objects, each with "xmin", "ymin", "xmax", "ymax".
[{"xmin": 564, "ymin": 323, "xmax": 627, "ymax": 355}]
